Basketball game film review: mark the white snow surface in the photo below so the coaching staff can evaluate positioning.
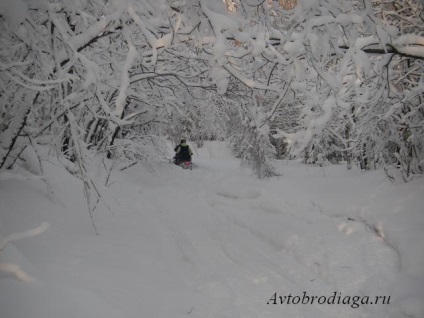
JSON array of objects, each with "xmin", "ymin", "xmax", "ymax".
[{"xmin": 0, "ymin": 141, "xmax": 423, "ymax": 318}]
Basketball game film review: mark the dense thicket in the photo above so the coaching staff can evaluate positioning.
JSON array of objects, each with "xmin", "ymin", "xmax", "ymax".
[{"xmin": 0, "ymin": 0, "xmax": 423, "ymax": 180}]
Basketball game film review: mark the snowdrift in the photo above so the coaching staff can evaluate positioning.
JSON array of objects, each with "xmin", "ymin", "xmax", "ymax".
[{"xmin": 0, "ymin": 142, "xmax": 423, "ymax": 318}]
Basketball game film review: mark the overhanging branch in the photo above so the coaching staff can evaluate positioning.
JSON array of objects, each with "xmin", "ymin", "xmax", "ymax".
[{"xmin": 339, "ymin": 44, "xmax": 424, "ymax": 61}]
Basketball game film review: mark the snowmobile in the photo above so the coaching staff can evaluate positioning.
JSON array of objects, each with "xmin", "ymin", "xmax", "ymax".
[
  {"xmin": 173, "ymin": 140, "xmax": 193, "ymax": 170},
  {"xmin": 178, "ymin": 161, "xmax": 193, "ymax": 170},
  {"xmin": 172, "ymin": 156, "xmax": 193, "ymax": 170}
]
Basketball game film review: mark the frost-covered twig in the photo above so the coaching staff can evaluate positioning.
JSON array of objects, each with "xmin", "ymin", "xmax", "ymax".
[
  {"xmin": 0, "ymin": 223, "xmax": 50, "ymax": 252},
  {"xmin": 0, "ymin": 99, "xmax": 32, "ymax": 169},
  {"xmin": 0, "ymin": 223, "xmax": 49, "ymax": 283},
  {"xmin": 0, "ymin": 263, "xmax": 35, "ymax": 283}
]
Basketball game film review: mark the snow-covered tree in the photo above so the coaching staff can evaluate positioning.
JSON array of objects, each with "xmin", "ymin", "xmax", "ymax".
[{"xmin": 0, "ymin": 0, "xmax": 423, "ymax": 180}]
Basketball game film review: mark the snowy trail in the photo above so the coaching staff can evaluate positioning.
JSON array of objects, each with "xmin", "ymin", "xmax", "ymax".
[
  {"xmin": 1, "ymin": 147, "xmax": 415, "ymax": 318},
  {"xmin": 104, "ymin": 156, "xmax": 398, "ymax": 318}
]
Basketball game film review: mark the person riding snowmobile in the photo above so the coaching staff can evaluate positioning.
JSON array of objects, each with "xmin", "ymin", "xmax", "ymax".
[{"xmin": 173, "ymin": 139, "xmax": 193, "ymax": 165}]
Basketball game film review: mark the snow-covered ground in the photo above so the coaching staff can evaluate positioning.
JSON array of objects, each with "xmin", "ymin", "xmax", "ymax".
[{"xmin": 0, "ymin": 142, "xmax": 423, "ymax": 318}]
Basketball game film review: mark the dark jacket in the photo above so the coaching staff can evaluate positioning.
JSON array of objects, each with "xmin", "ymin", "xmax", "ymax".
[{"xmin": 174, "ymin": 142, "xmax": 193, "ymax": 161}]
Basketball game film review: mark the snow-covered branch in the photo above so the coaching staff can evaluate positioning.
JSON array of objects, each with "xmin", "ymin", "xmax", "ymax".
[
  {"xmin": 0, "ymin": 222, "xmax": 50, "ymax": 283},
  {"xmin": 0, "ymin": 223, "xmax": 50, "ymax": 252}
]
